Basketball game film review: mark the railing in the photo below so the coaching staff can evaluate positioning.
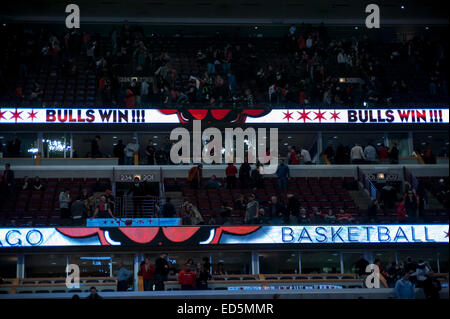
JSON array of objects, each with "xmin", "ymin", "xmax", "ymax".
[
  {"xmin": 115, "ymin": 196, "xmax": 160, "ymax": 218},
  {"xmin": 357, "ymin": 167, "xmax": 378, "ymax": 200}
]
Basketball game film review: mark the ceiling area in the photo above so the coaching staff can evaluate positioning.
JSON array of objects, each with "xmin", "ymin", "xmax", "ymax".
[{"xmin": 2, "ymin": 0, "xmax": 448, "ymax": 25}]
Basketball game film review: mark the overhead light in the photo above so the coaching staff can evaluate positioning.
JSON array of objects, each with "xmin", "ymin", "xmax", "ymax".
[
  {"xmin": 354, "ymin": 26, "xmax": 358, "ymax": 30},
  {"xmin": 113, "ymin": 136, "xmax": 117, "ymax": 139},
  {"xmin": 284, "ymin": 143, "xmax": 288, "ymax": 146},
  {"xmin": 400, "ymin": 5, "xmax": 405, "ymax": 9},
  {"xmin": 288, "ymin": 136, "xmax": 292, "ymax": 139},
  {"xmin": 425, "ymin": 26, "xmax": 429, "ymax": 30},
  {"xmin": 153, "ymin": 136, "xmax": 158, "ymax": 138}
]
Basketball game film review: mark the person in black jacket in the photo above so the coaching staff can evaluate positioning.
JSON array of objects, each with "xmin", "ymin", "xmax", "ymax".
[
  {"xmin": 128, "ymin": 177, "xmax": 145, "ymax": 217},
  {"xmin": 354, "ymin": 255, "xmax": 369, "ymax": 277},
  {"xmin": 366, "ymin": 199, "xmax": 378, "ymax": 223},
  {"xmin": 86, "ymin": 287, "xmax": 103, "ymax": 300},
  {"xmin": 286, "ymin": 193, "xmax": 300, "ymax": 223},
  {"xmin": 113, "ymin": 139, "xmax": 125, "ymax": 165},
  {"xmin": 2, "ymin": 163, "xmax": 15, "ymax": 198},
  {"xmin": 161, "ymin": 197, "xmax": 176, "ymax": 218},
  {"xmin": 154, "ymin": 253, "xmax": 171, "ymax": 291},
  {"xmin": 90, "ymin": 135, "xmax": 102, "ymax": 158},
  {"xmin": 239, "ymin": 159, "xmax": 252, "ymax": 189}
]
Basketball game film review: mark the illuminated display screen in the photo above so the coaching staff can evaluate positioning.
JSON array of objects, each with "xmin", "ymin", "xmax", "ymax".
[
  {"xmin": 86, "ymin": 218, "xmax": 181, "ymax": 227},
  {"xmin": 0, "ymin": 108, "xmax": 447, "ymax": 124},
  {"xmin": 0, "ymin": 225, "xmax": 448, "ymax": 248}
]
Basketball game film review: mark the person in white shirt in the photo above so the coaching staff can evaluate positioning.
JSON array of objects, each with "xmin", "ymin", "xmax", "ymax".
[
  {"xmin": 350, "ymin": 143, "xmax": 365, "ymax": 164},
  {"xmin": 300, "ymin": 147, "xmax": 312, "ymax": 164},
  {"xmin": 125, "ymin": 137, "xmax": 140, "ymax": 165}
]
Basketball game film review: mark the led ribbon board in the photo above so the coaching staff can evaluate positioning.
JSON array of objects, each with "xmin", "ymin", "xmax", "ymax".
[
  {"xmin": 0, "ymin": 108, "xmax": 448, "ymax": 124},
  {"xmin": 0, "ymin": 225, "xmax": 448, "ymax": 248}
]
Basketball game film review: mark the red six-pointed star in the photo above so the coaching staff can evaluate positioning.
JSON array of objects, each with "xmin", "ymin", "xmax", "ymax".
[
  {"xmin": 283, "ymin": 110, "xmax": 294, "ymax": 122},
  {"xmin": 27, "ymin": 110, "xmax": 38, "ymax": 121},
  {"xmin": 313, "ymin": 110, "xmax": 327, "ymax": 122},
  {"xmin": 297, "ymin": 110, "xmax": 311, "ymax": 122},
  {"xmin": 0, "ymin": 109, "xmax": 7, "ymax": 121},
  {"xmin": 330, "ymin": 110, "xmax": 341, "ymax": 122},
  {"xmin": 10, "ymin": 109, "xmax": 23, "ymax": 123}
]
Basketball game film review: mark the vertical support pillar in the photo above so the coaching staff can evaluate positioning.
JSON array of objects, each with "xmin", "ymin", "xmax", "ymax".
[
  {"xmin": 339, "ymin": 252, "xmax": 344, "ymax": 274},
  {"xmin": 298, "ymin": 252, "xmax": 302, "ymax": 274},
  {"xmin": 70, "ymin": 132, "xmax": 74, "ymax": 158},
  {"xmin": 17, "ymin": 254, "xmax": 25, "ymax": 279},
  {"xmin": 133, "ymin": 253, "xmax": 140, "ymax": 291},
  {"xmin": 251, "ymin": 251, "xmax": 259, "ymax": 275},
  {"xmin": 37, "ymin": 132, "xmax": 44, "ymax": 158},
  {"xmin": 384, "ymin": 132, "xmax": 389, "ymax": 148},
  {"xmin": 407, "ymin": 131, "xmax": 414, "ymax": 156}
]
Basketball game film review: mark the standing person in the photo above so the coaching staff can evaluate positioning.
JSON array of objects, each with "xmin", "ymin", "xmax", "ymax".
[
  {"xmin": 138, "ymin": 257, "xmax": 155, "ymax": 291},
  {"xmin": 354, "ymin": 255, "xmax": 369, "ymax": 278},
  {"xmin": 178, "ymin": 261, "xmax": 197, "ymax": 290},
  {"xmin": 128, "ymin": 177, "xmax": 145, "ymax": 217},
  {"xmin": 90, "ymin": 135, "xmax": 102, "ymax": 158},
  {"xmin": 71, "ymin": 197, "xmax": 87, "ymax": 226},
  {"xmin": 286, "ymin": 193, "xmax": 300, "ymax": 224},
  {"xmin": 187, "ymin": 164, "xmax": 203, "ymax": 189},
  {"xmin": 364, "ymin": 143, "xmax": 377, "ymax": 164},
  {"xmin": 389, "ymin": 143, "xmax": 400, "ymax": 164},
  {"xmin": 245, "ymin": 194, "xmax": 259, "ymax": 224},
  {"xmin": 225, "ymin": 163, "xmax": 237, "ymax": 190},
  {"xmin": 378, "ymin": 144, "xmax": 389, "ymax": 163},
  {"xmin": 59, "ymin": 189, "xmax": 71, "ymax": 222},
  {"xmin": 2, "ymin": 163, "xmax": 15, "ymax": 198},
  {"xmin": 300, "ymin": 146, "xmax": 312, "ymax": 164},
  {"xmin": 196, "ymin": 259, "xmax": 211, "ymax": 290},
  {"xmin": 239, "ymin": 159, "xmax": 251, "ymax": 189},
  {"xmin": 289, "ymin": 146, "xmax": 300, "ymax": 165},
  {"xmin": 125, "ymin": 137, "xmax": 139, "ymax": 165},
  {"xmin": 404, "ymin": 190, "xmax": 419, "ymax": 223},
  {"xmin": 145, "ymin": 140, "xmax": 156, "ymax": 165},
  {"xmin": 396, "ymin": 200, "xmax": 407, "ymax": 223},
  {"xmin": 394, "ymin": 271, "xmax": 416, "ymax": 299},
  {"xmin": 367, "ymin": 199, "xmax": 379, "ymax": 223},
  {"xmin": 113, "ymin": 139, "xmax": 126, "ymax": 165},
  {"xmin": 350, "ymin": 143, "xmax": 365, "ymax": 164},
  {"xmin": 154, "ymin": 253, "xmax": 171, "ymax": 291},
  {"xmin": 275, "ymin": 159, "xmax": 290, "ymax": 190},
  {"xmin": 117, "ymin": 261, "xmax": 130, "ymax": 292}
]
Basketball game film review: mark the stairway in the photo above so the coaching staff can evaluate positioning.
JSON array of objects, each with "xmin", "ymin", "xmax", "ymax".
[{"xmin": 348, "ymin": 190, "xmax": 372, "ymax": 211}]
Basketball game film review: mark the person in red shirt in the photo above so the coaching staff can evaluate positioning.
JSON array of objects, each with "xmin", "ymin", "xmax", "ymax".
[
  {"xmin": 289, "ymin": 146, "xmax": 300, "ymax": 165},
  {"xmin": 378, "ymin": 144, "xmax": 389, "ymax": 163},
  {"xmin": 337, "ymin": 209, "xmax": 355, "ymax": 224},
  {"xmin": 138, "ymin": 257, "xmax": 155, "ymax": 291},
  {"xmin": 396, "ymin": 200, "xmax": 407, "ymax": 223},
  {"xmin": 178, "ymin": 261, "xmax": 197, "ymax": 290},
  {"xmin": 124, "ymin": 89, "xmax": 134, "ymax": 108},
  {"xmin": 225, "ymin": 163, "xmax": 237, "ymax": 190}
]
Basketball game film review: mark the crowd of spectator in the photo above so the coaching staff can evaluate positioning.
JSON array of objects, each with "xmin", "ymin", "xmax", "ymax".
[
  {"xmin": 0, "ymin": 22, "xmax": 447, "ymax": 109},
  {"xmin": 355, "ymin": 255, "xmax": 442, "ymax": 299}
]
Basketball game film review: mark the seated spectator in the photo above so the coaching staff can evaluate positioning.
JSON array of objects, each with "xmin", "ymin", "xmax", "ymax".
[
  {"xmin": 324, "ymin": 209, "xmax": 337, "ymax": 224},
  {"xmin": 298, "ymin": 208, "xmax": 311, "ymax": 224},
  {"xmin": 310, "ymin": 206, "xmax": 324, "ymax": 224},
  {"xmin": 203, "ymin": 175, "xmax": 221, "ymax": 190},
  {"xmin": 87, "ymin": 287, "xmax": 103, "ymax": 300},
  {"xmin": 266, "ymin": 195, "xmax": 285, "ymax": 224},
  {"xmin": 395, "ymin": 271, "xmax": 416, "ymax": 299},
  {"xmin": 32, "ymin": 176, "xmax": 44, "ymax": 191},
  {"xmin": 21, "ymin": 176, "xmax": 31, "ymax": 191},
  {"xmin": 337, "ymin": 209, "xmax": 355, "ymax": 223},
  {"xmin": 182, "ymin": 202, "xmax": 204, "ymax": 225},
  {"xmin": 234, "ymin": 194, "xmax": 246, "ymax": 211},
  {"xmin": 91, "ymin": 195, "xmax": 117, "ymax": 220},
  {"xmin": 389, "ymin": 143, "xmax": 400, "ymax": 164},
  {"xmin": 105, "ymin": 189, "xmax": 115, "ymax": 211},
  {"xmin": 161, "ymin": 197, "xmax": 177, "ymax": 218},
  {"xmin": 257, "ymin": 208, "xmax": 270, "ymax": 224},
  {"xmin": 217, "ymin": 202, "xmax": 233, "ymax": 225}
]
